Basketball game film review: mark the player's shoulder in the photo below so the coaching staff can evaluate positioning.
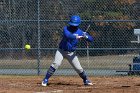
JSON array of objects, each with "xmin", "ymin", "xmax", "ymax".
[
  {"xmin": 77, "ymin": 28, "xmax": 84, "ymax": 33},
  {"xmin": 63, "ymin": 26, "xmax": 69, "ymax": 33},
  {"xmin": 63, "ymin": 26, "xmax": 67, "ymax": 30}
]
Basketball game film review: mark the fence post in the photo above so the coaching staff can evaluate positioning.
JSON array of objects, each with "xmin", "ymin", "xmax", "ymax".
[{"xmin": 37, "ymin": 0, "xmax": 41, "ymax": 76}]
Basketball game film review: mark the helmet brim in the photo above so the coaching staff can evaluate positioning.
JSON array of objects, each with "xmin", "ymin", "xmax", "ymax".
[{"xmin": 69, "ymin": 22, "xmax": 79, "ymax": 26}]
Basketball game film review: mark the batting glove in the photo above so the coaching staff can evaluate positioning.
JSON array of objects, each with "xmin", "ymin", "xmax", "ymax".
[
  {"xmin": 83, "ymin": 32, "xmax": 88, "ymax": 39},
  {"xmin": 76, "ymin": 35, "xmax": 83, "ymax": 39}
]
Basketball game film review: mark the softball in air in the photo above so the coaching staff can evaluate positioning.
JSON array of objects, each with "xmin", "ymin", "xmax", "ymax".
[{"xmin": 25, "ymin": 44, "xmax": 31, "ymax": 50}]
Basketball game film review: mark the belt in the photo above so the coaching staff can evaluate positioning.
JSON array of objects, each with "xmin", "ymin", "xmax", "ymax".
[{"xmin": 59, "ymin": 47, "xmax": 75, "ymax": 52}]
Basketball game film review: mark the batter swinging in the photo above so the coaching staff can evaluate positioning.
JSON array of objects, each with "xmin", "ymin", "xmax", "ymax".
[{"xmin": 42, "ymin": 15, "xmax": 94, "ymax": 86}]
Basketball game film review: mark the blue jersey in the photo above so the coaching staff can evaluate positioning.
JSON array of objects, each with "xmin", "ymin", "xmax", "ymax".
[{"xmin": 59, "ymin": 26, "xmax": 93, "ymax": 52}]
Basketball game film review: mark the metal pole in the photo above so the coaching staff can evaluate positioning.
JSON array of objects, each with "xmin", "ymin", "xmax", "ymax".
[
  {"xmin": 37, "ymin": 0, "xmax": 41, "ymax": 75},
  {"xmin": 87, "ymin": 43, "xmax": 89, "ymax": 68}
]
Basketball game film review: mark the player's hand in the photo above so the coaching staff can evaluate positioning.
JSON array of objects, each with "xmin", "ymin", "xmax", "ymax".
[
  {"xmin": 76, "ymin": 35, "xmax": 83, "ymax": 39},
  {"xmin": 83, "ymin": 32, "xmax": 88, "ymax": 39}
]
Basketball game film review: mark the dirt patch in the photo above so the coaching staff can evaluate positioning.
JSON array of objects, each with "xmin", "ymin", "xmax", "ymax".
[{"xmin": 0, "ymin": 76, "xmax": 140, "ymax": 93}]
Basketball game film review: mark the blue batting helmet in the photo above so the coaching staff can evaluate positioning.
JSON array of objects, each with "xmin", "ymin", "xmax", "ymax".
[{"xmin": 68, "ymin": 15, "xmax": 81, "ymax": 26}]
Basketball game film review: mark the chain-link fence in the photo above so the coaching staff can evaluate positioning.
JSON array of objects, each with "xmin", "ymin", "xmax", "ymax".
[{"xmin": 0, "ymin": 0, "xmax": 140, "ymax": 76}]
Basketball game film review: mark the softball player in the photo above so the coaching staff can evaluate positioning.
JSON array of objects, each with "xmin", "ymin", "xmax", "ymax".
[{"xmin": 42, "ymin": 15, "xmax": 94, "ymax": 86}]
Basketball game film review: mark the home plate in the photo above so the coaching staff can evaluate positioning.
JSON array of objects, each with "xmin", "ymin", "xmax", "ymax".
[{"xmin": 35, "ymin": 89, "xmax": 63, "ymax": 93}]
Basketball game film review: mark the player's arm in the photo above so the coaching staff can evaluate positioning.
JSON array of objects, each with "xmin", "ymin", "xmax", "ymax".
[
  {"xmin": 83, "ymin": 32, "xmax": 94, "ymax": 42},
  {"xmin": 64, "ymin": 29, "xmax": 83, "ymax": 39}
]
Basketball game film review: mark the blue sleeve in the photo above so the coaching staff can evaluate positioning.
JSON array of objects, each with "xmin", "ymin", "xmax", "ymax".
[{"xmin": 63, "ymin": 29, "xmax": 76, "ymax": 39}]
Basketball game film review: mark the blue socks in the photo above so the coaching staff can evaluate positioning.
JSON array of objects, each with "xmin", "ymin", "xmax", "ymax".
[
  {"xmin": 79, "ymin": 71, "xmax": 88, "ymax": 81},
  {"xmin": 44, "ymin": 66, "xmax": 56, "ymax": 80},
  {"xmin": 45, "ymin": 67, "xmax": 88, "ymax": 82}
]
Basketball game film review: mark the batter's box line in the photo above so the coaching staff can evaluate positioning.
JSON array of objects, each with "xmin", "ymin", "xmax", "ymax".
[{"xmin": 35, "ymin": 89, "xmax": 63, "ymax": 93}]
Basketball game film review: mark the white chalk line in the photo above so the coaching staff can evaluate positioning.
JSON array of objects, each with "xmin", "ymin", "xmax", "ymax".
[{"xmin": 35, "ymin": 89, "xmax": 63, "ymax": 93}]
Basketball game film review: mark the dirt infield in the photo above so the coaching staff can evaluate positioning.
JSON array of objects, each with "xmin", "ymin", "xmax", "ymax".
[{"xmin": 0, "ymin": 76, "xmax": 140, "ymax": 93}]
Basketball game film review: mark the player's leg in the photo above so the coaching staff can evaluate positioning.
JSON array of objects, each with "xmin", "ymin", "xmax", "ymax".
[
  {"xmin": 42, "ymin": 49, "xmax": 63, "ymax": 86},
  {"xmin": 66, "ymin": 52, "xmax": 93, "ymax": 85}
]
